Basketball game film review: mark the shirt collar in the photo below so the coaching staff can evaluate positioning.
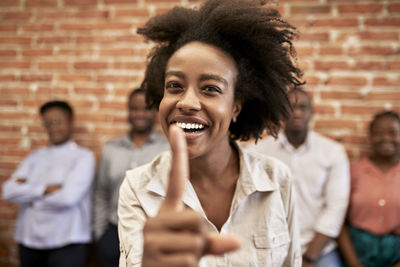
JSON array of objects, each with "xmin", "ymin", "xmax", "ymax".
[
  {"xmin": 145, "ymin": 143, "xmax": 276, "ymax": 213},
  {"xmin": 48, "ymin": 139, "xmax": 76, "ymax": 150},
  {"xmin": 123, "ymin": 131, "xmax": 162, "ymax": 147},
  {"xmin": 278, "ymin": 130, "xmax": 312, "ymax": 152}
]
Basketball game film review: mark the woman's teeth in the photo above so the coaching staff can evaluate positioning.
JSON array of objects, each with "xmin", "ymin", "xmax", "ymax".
[{"xmin": 175, "ymin": 122, "xmax": 205, "ymax": 130}]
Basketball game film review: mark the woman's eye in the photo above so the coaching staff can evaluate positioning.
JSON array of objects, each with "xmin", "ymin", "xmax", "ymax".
[
  {"xmin": 165, "ymin": 82, "xmax": 183, "ymax": 93},
  {"xmin": 203, "ymin": 86, "xmax": 221, "ymax": 94}
]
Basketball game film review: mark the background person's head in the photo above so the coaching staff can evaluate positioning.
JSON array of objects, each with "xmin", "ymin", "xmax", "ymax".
[
  {"xmin": 139, "ymin": 0, "xmax": 303, "ymax": 142},
  {"xmin": 369, "ymin": 111, "xmax": 400, "ymax": 160},
  {"xmin": 128, "ymin": 88, "xmax": 157, "ymax": 135},
  {"xmin": 284, "ymin": 88, "xmax": 313, "ymax": 135},
  {"xmin": 39, "ymin": 100, "xmax": 74, "ymax": 145}
]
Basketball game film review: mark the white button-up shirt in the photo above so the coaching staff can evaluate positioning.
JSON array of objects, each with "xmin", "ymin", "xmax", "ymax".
[
  {"xmin": 2, "ymin": 140, "xmax": 95, "ymax": 249},
  {"xmin": 118, "ymin": 144, "xmax": 301, "ymax": 267},
  {"xmin": 247, "ymin": 131, "xmax": 350, "ymax": 255}
]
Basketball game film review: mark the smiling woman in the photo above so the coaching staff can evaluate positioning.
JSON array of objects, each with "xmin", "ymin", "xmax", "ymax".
[{"xmin": 117, "ymin": 0, "xmax": 304, "ymax": 266}]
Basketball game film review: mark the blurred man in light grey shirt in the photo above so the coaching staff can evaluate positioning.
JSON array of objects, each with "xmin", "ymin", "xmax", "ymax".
[{"xmin": 94, "ymin": 87, "xmax": 169, "ymax": 267}]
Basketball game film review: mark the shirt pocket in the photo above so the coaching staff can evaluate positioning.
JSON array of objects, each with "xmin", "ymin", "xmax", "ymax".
[{"xmin": 253, "ymin": 230, "xmax": 290, "ymax": 267}]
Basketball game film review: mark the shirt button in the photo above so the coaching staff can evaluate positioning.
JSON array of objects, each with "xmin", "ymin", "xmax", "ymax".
[{"xmin": 378, "ymin": 199, "xmax": 386, "ymax": 206}]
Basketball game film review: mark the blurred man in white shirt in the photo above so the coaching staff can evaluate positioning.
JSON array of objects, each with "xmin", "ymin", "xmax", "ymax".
[{"xmin": 247, "ymin": 88, "xmax": 350, "ymax": 267}]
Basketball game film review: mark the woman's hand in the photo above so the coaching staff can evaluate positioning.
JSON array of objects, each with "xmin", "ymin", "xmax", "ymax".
[{"xmin": 141, "ymin": 125, "xmax": 240, "ymax": 267}]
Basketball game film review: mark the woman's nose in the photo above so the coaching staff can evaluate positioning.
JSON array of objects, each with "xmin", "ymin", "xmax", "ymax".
[{"xmin": 176, "ymin": 88, "xmax": 201, "ymax": 112}]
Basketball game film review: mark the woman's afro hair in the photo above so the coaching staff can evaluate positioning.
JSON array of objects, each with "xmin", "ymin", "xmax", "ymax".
[{"xmin": 138, "ymin": 0, "xmax": 303, "ymax": 141}]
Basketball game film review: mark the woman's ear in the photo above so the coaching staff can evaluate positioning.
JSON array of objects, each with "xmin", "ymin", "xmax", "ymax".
[{"xmin": 232, "ymin": 101, "xmax": 242, "ymax": 123}]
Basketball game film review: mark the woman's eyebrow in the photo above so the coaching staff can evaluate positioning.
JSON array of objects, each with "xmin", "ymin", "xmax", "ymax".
[
  {"xmin": 165, "ymin": 71, "xmax": 185, "ymax": 79},
  {"xmin": 199, "ymin": 74, "xmax": 228, "ymax": 86}
]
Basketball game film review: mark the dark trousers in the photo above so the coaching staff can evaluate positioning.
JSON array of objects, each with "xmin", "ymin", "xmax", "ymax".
[
  {"xmin": 96, "ymin": 224, "xmax": 120, "ymax": 267},
  {"xmin": 19, "ymin": 243, "xmax": 89, "ymax": 267}
]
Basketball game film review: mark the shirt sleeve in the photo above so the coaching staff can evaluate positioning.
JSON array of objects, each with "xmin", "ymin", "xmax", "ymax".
[
  {"xmin": 314, "ymin": 145, "xmax": 350, "ymax": 238},
  {"xmin": 2, "ymin": 153, "xmax": 47, "ymax": 203},
  {"xmin": 94, "ymin": 146, "xmax": 111, "ymax": 240},
  {"xmin": 33, "ymin": 150, "xmax": 95, "ymax": 210},
  {"xmin": 118, "ymin": 175, "xmax": 147, "ymax": 267},
  {"xmin": 281, "ymin": 167, "xmax": 302, "ymax": 267}
]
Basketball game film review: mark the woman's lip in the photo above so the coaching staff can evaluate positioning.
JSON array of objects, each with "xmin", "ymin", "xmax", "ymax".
[{"xmin": 169, "ymin": 116, "xmax": 209, "ymax": 127}]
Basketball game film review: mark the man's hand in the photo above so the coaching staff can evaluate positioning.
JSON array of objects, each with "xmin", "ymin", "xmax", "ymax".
[
  {"xmin": 15, "ymin": 178, "xmax": 26, "ymax": 184},
  {"xmin": 44, "ymin": 184, "xmax": 62, "ymax": 195},
  {"xmin": 141, "ymin": 125, "xmax": 240, "ymax": 267}
]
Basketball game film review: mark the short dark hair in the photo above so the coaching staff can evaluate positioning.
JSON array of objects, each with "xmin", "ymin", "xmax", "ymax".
[
  {"xmin": 369, "ymin": 110, "xmax": 400, "ymax": 133},
  {"xmin": 139, "ymin": 0, "xmax": 303, "ymax": 141},
  {"xmin": 39, "ymin": 100, "xmax": 74, "ymax": 119},
  {"xmin": 129, "ymin": 87, "xmax": 145, "ymax": 101}
]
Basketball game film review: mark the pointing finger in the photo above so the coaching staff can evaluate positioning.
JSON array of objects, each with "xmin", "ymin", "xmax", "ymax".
[{"xmin": 161, "ymin": 124, "xmax": 189, "ymax": 212}]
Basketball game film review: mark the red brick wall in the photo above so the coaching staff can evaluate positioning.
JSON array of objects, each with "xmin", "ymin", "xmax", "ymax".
[{"xmin": 0, "ymin": 0, "xmax": 399, "ymax": 265}]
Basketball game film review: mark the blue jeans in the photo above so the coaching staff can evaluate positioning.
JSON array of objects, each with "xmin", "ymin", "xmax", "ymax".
[{"xmin": 315, "ymin": 249, "xmax": 344, "ymax": 267}]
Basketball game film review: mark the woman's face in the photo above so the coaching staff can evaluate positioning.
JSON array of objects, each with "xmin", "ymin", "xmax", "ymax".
[
  {"xmin": 159, "ymin": 41, "xmax": 242, "ymax": 159},
  {"xmin": 370, "ymin": 115, "xmax": 400, "ymax": 158}
]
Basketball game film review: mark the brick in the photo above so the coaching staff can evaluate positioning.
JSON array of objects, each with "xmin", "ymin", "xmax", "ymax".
[
  {"xmin": 314, "ymin": 61, "xmax": 349, "ymax": 71},
  {"xmin": 113, "ymin": 61, "xmax": 146, "ymax": 69},
  {"xmin": 96, "ymin": 75, "xmax": 138, "ymax": 82},
  {"xmin": 57, "ymin": 49, "xmax": 95, "ymax": 56},
  {"xmin": 36, "ymin": 86, "xmax": 69, "ymax": 95},
  {"xmin": 74, "ymin": 10, "xmax": 110, "ymax": 19},
  {"xmin": 73, "ymin": 62, "xmax": 108, "ymax": 70},
  {"xmin": 63, "ymin": 0, "xmax": 97, "ymax": 6},
  {"xmin": 298, "ymin": 32, "xmax": 330, "ymax": 42},
  {"xmin": 0, "ymin": 24, "xmax": 17, "ymax": 32},
  {"xmin": 0, "ymin": 99, "xmax": 18, "ymax": 107},
  {"xmin": 60, "ymin": 23, "xmax": 132, "ymax": 31},
  {"xmin": 20, "ymin": 74, "xmax": 52, "ymax": 82},
  {"xmin": 388, "ymin": 61, "xmax": 400, "ymax": 70},
  {"xmin": 0, "ymin": 75, "xmax": 16, "ymax": 81},
  {"xmin": 342, "ymin": 105, "xmax": 384, "ymax": 115},
  {"xmin": 327, "ymin": 76, "xmax": 367, "ymax": 86},
  {"xmin": 357, "ymin": 31, "xmax": 398, "ymax": 41},
  {"xmin": 318, "ymin": 46, "xmax": 343, "ymax": 55},
  {"xmin": 366, "ymin": 91, "xmax": 400, "ymax": 101},
  {"xmin": 313, "ymin": 18, "xmax": 358, "ymax": 27},
  {"xmin": 388, "ymin": 3, "xmax": 400, "ymax": 13},
  {"xmin": 37, "ymin": 36, "xmax": 70, "ymax": 44},
  {"xmin": 290, "ymin": 5, "xmax": 331, "ymax": 15},
  {"xmin": 0, "ymin": 62, "xmax": 30, "ymax": 69},
  {"xmin": 22, "ymin": 24, "xmax": 54, "ymax": 32},
  {"xmin": 320, "ymin": 91, "xmax": 362, "ymax": 100},
  {"xmin": 364, "ymin": 18, "xmax": 400, "ymax": 27},
  {"xmin": 58, "ymin": 74, "xmax": 92, "ymax": 82},
  {"xmin": 0, "ymin": 50, "xmax": 17, "ymax": 57},
  {"xmin": 22, "ymin": 49, "xmax": 53, "ymax": 57},
  {"xmin": 103, "ymin": 0, "xmax": 138, "ymax": 4},
  {"xmin": 338, "ymin": 3, "xmax": 383, "ymax": 14},
  {"xmin": 99, "ymin": 48, "xmax": 135, "ymax": 56},
  {"xmin": 295, "ymin": 46, "xmax": 314, "ymax": 57},
  {"xmin": 359, "ymin": 46, "xmax": 393, "ymax": 56},
  {"xmin": 354, "ymin": 61, "xmax": 386, "ymax": 71},
  {"xmin": 74, "ymin": 87, "xmax": 108, "ymax": 95},
  {"xmin": 146, "ymin": 0, "xmax": 180, "ymax": 3},
  {"xmin": 38, "ymin": 62, "xmax": 69, "ymax": 70},
  {"xmin": 313, "ymin": 104, "xmax": 335, "ymax": 114},
  {"xmin": 314, "ymin": 119, "xmax": 358, "ymax": 130},
  {"xmin": 25, "ymin": 0, "xmax": 58, "ymax": 7},
  {"xmin": 115, "ymin": 8, "xmax": 150, "ymax": 17},
  {"xmin": 0, "ymin": 37, "xmax": 31, "ymax": 45},
  {"xmin": 0, "ymin": 0, "xmax": 19, "ymax": 6},
  {"xmin": 1, "ymin": 11, "xmax": 32, "ymax": 20},
  {"xmin": 98, "ymin": 101, "xmax": 126, "ymax": 109},
  {"xmin": 302, "ymin": 75, "xmax": 321, "ymax": 85},
  {"xmin": 0, "ymin": 87, "xmax": 29, "ymax": 95},
  {"xmin": 372, "ymin": 76, "xmax": 400, "ymax": 86}
]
